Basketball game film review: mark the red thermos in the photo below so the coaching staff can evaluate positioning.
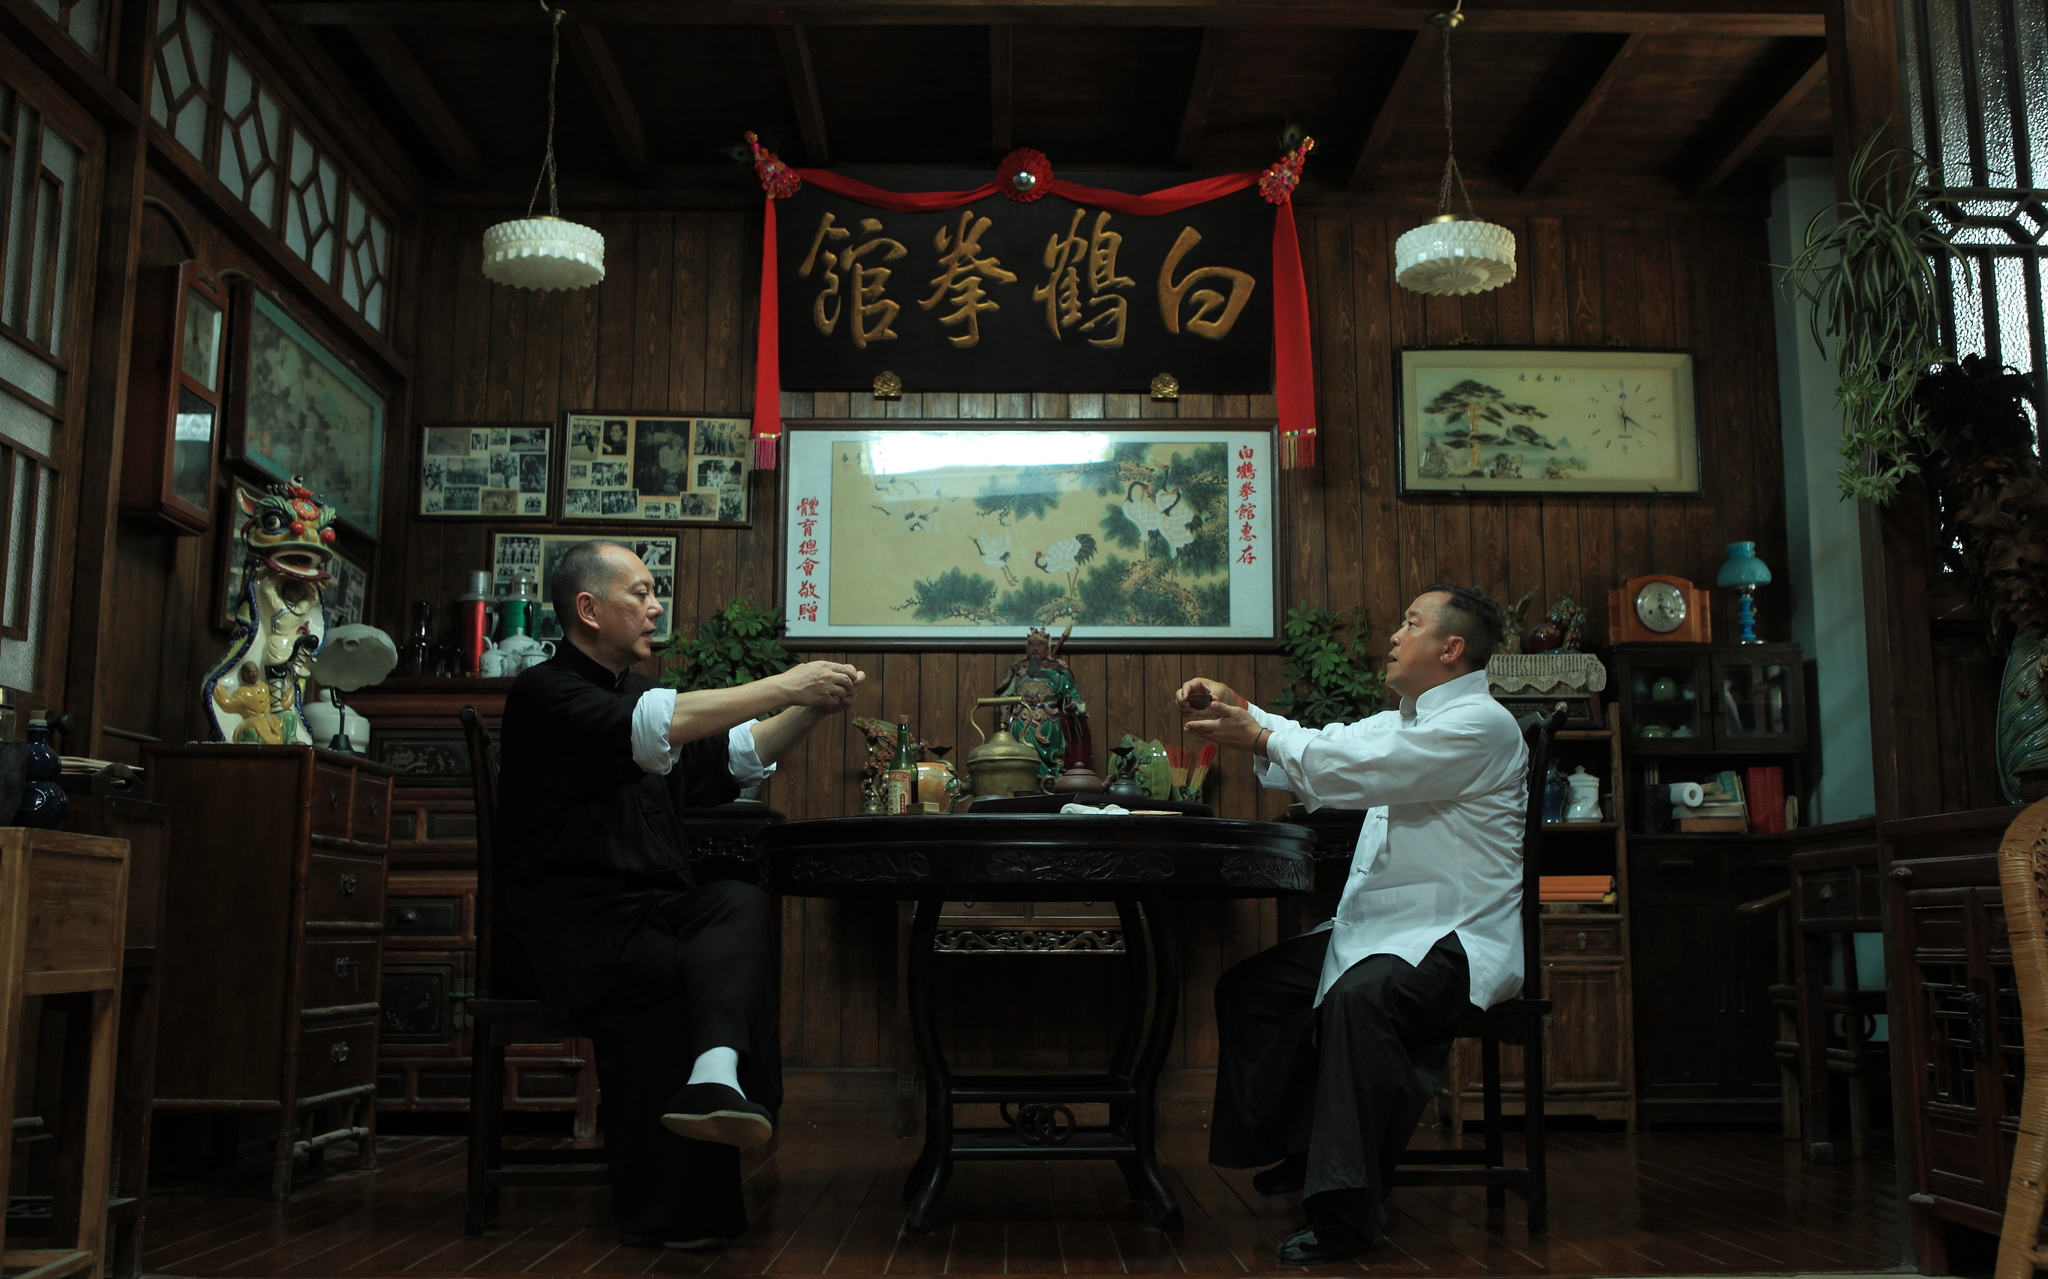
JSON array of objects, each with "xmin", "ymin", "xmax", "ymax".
[{"xmin": 455, "ymin": 570, "xmax": 497, "ymax": 677}]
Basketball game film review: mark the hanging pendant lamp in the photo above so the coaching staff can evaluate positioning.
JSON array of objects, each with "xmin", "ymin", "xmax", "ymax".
[
  {"xmin": 482, "ymin": 2, "xmax": 605, "ymax": 291},
  {"xmin": 1394, "ymin": 5, "xmax": 1517, "ymax": 296}
]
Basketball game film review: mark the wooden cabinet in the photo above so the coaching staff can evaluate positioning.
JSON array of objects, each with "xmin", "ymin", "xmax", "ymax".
[
  {"xmin": 1627, "ymin": 834, "xmax": 1789, "ymax": 1122},
  {"xmin": 146, "ymin": 745, "xmax": 393, "ymax": 1200},
  {"xmin": 1612, "ymin": 642, "xmax": 1806, "ymax": 756},
  {"xmin": 1881, "ymin": 804, "xmax": 2030, "ymax": 1274}
]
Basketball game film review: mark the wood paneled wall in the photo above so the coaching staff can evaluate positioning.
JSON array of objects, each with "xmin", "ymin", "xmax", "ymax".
[{"xmin": 396, "ymin": 205, "xmax": 1791, "ymax": 1079}]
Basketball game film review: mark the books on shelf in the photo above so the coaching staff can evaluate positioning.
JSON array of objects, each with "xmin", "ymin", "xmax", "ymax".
[
  {"xmin": 1539, "ymin": 874, "xmax": 1617, "ymax": 904},
  {"xmin": 1744, "ymin": 765, "xmax": 1786, "ymax": 834}
]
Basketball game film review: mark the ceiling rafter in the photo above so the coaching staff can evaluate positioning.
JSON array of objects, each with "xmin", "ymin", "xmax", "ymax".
[
  {"xmin": 1517, "ymin": 31, "xmax": 1651, "ymax": 195},
  {"xmin": 775, "ymin": 23, "xmax": 831, "ymax": 165},
  {"xmin": 272, "ymin": 3, "xmax": 1824, "ymax": 39},
  {"xmin": 347, "ymin": 24, "xmax": 483, "ymax": 187},
  {"xmin": 1173, "ymin": 27, "xmax": 1222, "ymax": 168},
  {"xmin": 564, "ymin": 22, "xmax": 653, "ymax": 184},
  {"xmin": 991, "ymin": 24, "xmax": 1014, "ymax": 154},
  {"xmin": 1687, "ymin": 46, "xmax": 1828, "ymax": 194},
  {"xmin": 1347, "ymin": 28, "xmax": 1438, "ymax": 191}
]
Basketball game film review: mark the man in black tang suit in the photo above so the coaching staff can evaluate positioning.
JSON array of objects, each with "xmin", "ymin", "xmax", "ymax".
[{"xmin": 496, "ymin": 539, "xmax": 863, "ymax": 1247}]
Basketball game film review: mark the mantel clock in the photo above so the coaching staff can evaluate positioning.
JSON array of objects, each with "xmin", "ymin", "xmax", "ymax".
[{"xmin": 1607, "ymin": 574, "xmax": 1711, "ymax": 643}]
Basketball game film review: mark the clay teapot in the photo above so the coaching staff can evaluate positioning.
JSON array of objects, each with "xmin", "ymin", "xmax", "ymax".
[{"xmin": 965, "ymin": 696, "xmax": 1044, "ymax": 801}]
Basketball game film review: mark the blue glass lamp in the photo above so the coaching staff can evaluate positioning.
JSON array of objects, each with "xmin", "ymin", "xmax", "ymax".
[{"xmin": 1716, "ymin": 541, "xmax": 1773, "ymax": 644}]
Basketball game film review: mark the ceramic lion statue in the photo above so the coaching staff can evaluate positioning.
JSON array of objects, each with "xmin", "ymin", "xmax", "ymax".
[{"xmin": 202, "ymin": 478, "xmax": 338, "ymax": 744}]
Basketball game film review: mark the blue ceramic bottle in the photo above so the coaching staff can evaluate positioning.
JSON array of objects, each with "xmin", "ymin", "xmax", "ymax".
[{"xmin": 16, "ymin": 718, "xmax": 67, "ymax": 828}]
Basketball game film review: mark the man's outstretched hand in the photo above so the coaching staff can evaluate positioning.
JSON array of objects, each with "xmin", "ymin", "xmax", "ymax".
[
  {"xmin": 778, "ymin": 661, "xmax": 864, "ymax": 712},
  {"xmin": 1175, "ymin": 678, "xmax": 1265, "ymax": 753}
]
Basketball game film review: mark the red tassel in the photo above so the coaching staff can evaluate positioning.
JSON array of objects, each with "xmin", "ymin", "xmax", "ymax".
[
  {"xmin": 751, "ymin": 193, "xmax": 782, "ymax": 469},
  {"xmin": 1280, "ymin": 429, "xmax": 1318, "ymax": 469},
  {"xmin": 1270, "ymin": 200, "xmax": 1317, "ymax": 468}
]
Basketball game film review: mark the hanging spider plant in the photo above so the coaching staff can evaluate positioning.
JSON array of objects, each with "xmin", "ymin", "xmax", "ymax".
[{"xmin": 1780, "ymin": 130, "xmax": 1964, "ymax": 503}]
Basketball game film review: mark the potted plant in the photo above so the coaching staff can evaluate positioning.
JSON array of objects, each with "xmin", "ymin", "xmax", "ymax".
[
  {"xmin": 657, "ymin": 596, "xmax": 794, "ymax": 800},
  {"xmin": 1270, "ymin": 605, "xmax": 1390, "ymax": 726}
]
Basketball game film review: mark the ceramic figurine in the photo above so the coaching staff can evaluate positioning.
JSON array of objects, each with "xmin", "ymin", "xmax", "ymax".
[
  {"xmin": 992, "ymin": 624, "xmax": 1092, "ymax": 779},
  {"xmin": 1526, "ymin": 597, "xmax": 1588, "ymax": 653},
  {"xmin": 203, "ymin": 479, "xmax": 337, "ymax": 744}
]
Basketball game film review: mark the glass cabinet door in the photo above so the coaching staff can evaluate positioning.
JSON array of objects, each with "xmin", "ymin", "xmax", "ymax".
[
  {"xmin": 1622, "ymin": 655, "xmax": 1709, "ymax": 749},
  {"xmin": 1711, "ymin": 655, "xmax": 1804, "ymax": 749}
]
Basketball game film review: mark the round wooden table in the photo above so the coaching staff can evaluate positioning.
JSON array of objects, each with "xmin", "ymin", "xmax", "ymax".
[{"xmin": 761, "ymin": 813, "xmax": 1316, "ymax": 1232}]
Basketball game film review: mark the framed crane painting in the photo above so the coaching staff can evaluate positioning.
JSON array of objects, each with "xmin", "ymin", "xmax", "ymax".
[
  {"xmin": 780, "ymin": 423, "xmax": 1276, "ymax": 648},
  {"xmin": 1395, "ymin": 347, "xmax": 1700, "ymax": 495}
]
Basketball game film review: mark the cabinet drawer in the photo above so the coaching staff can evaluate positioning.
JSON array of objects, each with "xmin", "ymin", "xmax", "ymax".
[
  {"xmin": 298, "ymin": 1018, "xmax": 379, "ymax": 1099},
  {"xmin": 1799, "ymin": 870, "xmax": 1854, "ymax": 922},
  {"xmin": 306, "ymin": 852, "xmax": 384, "ymax": 924},
  {"xmin": 1542, "ymin": 918, "xmax": 1623, "ymax": 957},
  {"xmin": 353, "ymin": 775, "xmax": 391, "ymax": 846},
  {"xmin": 312, "ymin": 764, "xmax": 354, "ymax": 837},
  {"xmin": 302, "ymin": 937, "xmax": 381, "ymax": 1013},
  {"xmin": 387, "ymin": 897, "xmax": 463, "ymax": 940}
]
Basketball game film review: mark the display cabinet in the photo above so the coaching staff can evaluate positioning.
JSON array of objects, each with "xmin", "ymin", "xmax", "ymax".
[
  {"xmin": 119, "ymin": 260, "xmax": 227, "ymax": 534},
  {"xmin": 1611, "ymin": 642, "xmax": 1805, "ymax": 754}
]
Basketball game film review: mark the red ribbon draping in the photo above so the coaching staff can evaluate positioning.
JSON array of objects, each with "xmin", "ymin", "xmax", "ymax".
[{"xmin": 750, "ymin": 167, "xmax": 1316, "ymax": 468}]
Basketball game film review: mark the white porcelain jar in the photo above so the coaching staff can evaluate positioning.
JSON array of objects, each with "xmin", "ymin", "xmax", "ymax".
[{"xmin": 1564, "ymin": 767, "xmax": 1603, "ymax": 822}]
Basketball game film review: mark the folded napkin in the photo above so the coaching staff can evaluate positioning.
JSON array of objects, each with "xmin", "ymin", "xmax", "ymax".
[{"xmin": 1059, "ymin": 802, "xmax": 1131, "ymax": 815}]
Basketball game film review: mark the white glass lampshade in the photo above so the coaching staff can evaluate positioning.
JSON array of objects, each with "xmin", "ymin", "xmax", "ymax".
[
  {"xmin": 481, "ymin": 215, "xmax": 606, "ymax": 291},
  {"xmin": 1394, "ymin": 215, "xmax": 1518, "ymax": 296}
]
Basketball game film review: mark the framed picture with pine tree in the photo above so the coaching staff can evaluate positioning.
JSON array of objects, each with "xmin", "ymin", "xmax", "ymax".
[{"xmin": 779, "ymin": 422, "xmax": 1277, "ymax": 649}]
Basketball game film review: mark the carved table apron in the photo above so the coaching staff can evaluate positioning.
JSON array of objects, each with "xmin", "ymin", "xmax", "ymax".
[{"xmin": 762, "ymin": 814, "xmax": 1315, "ymax": 1233}]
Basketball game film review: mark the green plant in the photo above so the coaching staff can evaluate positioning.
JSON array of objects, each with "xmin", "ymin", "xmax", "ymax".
[
  {"xmin": 1780, "ymin": 130, "xmax": 1963, "ymax": 502},
  {"xmin": 657, "ymin": 596, "xmax": 793, "ymax": 694},
  {"xmin": 1269, "ymin": 605, "xmax": 1388, "ymax": 726}
]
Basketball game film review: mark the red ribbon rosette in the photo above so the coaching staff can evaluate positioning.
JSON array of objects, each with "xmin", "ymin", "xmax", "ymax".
[
  {"xmin": 745, "ymin": 131, "xmax": 801, "ymax": 200},
  {"xmin": 1259, "ymin": 137, "xmax": 1315, "ymax": 205},
  {"xmin": 997, "ymin": 148, "xmax": 1053, "ymax": 202}
]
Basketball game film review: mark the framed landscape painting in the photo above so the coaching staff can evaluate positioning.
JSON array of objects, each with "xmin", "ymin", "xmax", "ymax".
[
  {"xmin": 224, "ymin": 280, "xmax": 388, "ymax": 538},
  {"xmin": 780, "ymin": 423, "xmax": 1276, "ymax": 648},
  {"xmin": 1396, "ymin": 347, "xmax": 1700, "ymax": 496}
]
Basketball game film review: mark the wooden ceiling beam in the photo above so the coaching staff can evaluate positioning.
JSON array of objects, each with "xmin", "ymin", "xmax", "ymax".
[
  {"xmin": 1348, "ymin": 27, "xmax": 1438, "ymax": 191},
  {"xmin": 775, "ymin": 23, "xmax": 831, "ymax": 165},
  {"xmin": 564, "ymin": 22, "xmax": 653, "ymax": 184},
  {"xmin": 1517, "ymin": 31, "xmax": 1650, "ymax": 196},
  {"xmin": 274, "ymin": 2, "xmax": 1823, "ymax": 38},
  {"xmin": 348, "ymin": 24, "xmax": 483, "ymax": 187},
  {"xmin": 1173, "ymin": 28, "xmax": 1222, "ymax": 168},
  {"xmin": 1687, "ymin": 46, "xmax": 1828, "ymax": 194},
  {"xmin": 991, "ymin": 24, "xmax": 1013, "ymax": 154}
]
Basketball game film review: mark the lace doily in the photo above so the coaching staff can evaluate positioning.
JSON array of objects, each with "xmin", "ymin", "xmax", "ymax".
[{"xmin": 1485, "ymin": 653, "xmax": 1608, "ymax": 694}]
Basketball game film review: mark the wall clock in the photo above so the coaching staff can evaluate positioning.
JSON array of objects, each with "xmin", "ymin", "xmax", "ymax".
[
  {"xmin": 1607, "ymin": 574, "xmax": 1711, "ymax": 643},
  {"xmin": 1583, "ymin": 374, "xmax": 1667, "ymax": 455}
]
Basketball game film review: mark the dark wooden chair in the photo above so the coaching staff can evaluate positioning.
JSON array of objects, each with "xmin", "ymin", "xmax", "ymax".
[
  {"xmin": 461, "ymin": 705, "xmax": 608, "ymax": 1235},
  {"xmin": 1392, "ymin": 705, "xmax": 1564, "ymax": 1234}
]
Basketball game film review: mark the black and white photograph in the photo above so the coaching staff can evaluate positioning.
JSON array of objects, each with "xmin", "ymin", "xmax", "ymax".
[
  {"xmin": 559, "ymin": 411, "xmax": 753, "ymax": 524},
  {"xmin": 696, "ymin": 458, "xmax": 743, "ymax": 493},
  {"xmin": 633, "ymin": 420, "xmax": 693, "ymax": 496},
  {"xmin": 418, "ymin": 422, "xmax": 551, "ymax": 519},
  {"xmin": 600, "ymin": 488, "xmax": 638, "ymax": 515},
  {"xmin": 590, "ymin": 461, "xmax": 629, "ymax": 487},
  {"xmin": 601, "ymin": 420, "xmax": 629, "ymax": 455},
  {"xmin": 692, "ymin": 417, "xmax": 747, "ymax": 458}
]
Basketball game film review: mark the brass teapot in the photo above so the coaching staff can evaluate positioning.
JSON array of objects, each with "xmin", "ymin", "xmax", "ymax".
[{"xmin": 964, "ymin": 696, "xmax": 1044, "ymax": 802}]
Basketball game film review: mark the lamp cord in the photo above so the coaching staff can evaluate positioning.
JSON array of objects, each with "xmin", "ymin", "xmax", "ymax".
[
  {"xmin": 526, "ymin": 1, "xmax": 565, "ymax": 219},
  {"xmin": 1435, "ymin": 14, "xmax": 1478, "ymax": 220}
]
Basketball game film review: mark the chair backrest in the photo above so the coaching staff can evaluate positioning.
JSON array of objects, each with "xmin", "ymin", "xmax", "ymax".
[
  {"xmin": 1996, "ymin": 797, "xmax": 2048, "ymax": 1279},
  {"xmin": 1515, "ymin": 706, "xmax": 1566, "ymax": 1003},
  {"xmin": 459, "ymin": 705, "xmax": 504, "ymax": 998}
]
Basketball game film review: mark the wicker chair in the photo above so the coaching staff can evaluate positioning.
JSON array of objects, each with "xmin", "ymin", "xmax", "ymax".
[{"xmin": 1995, "ymin": 797, "xmax": 2048, "ymax": 1279}]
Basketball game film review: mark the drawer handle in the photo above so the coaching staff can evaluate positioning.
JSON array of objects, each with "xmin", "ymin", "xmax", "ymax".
[
  {"xmin": 331, "ymin": 1042, "xmax": 350, "ymax": 1064},
  {"xmin": 1577, "ymin": 931, "xmax": 1588, "ymax": 952},
  {"xmin": 330, "ymin": 788, "xmax": 342, "ymax": 810},
  {"xmin": 340, "ymin": 873, "xmax": 357, "ymax": 897},
  {"xmin": 370, "ymin": 796, "xmax": 381, "ymax": 817},
  {"xmin": 395, "ymin": 908, "xmax": 419, "ymax": 925},
  {"xmin": 1818, "ymin": 884, "xmax": 1834, "ymax": 901},
  {"xmin": 334, "ymin": 956, "xmax": 357, "ymax": 979}
]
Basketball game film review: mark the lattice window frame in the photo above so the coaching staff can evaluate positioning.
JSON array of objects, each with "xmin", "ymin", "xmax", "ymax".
[
  {"xmin": 32, "ymin": 0, "xmax": 102, "ymax": 58},
  {"xmin": 150, "ymin": 0, "xmax": 218, "ymax": 167},
  {"xmin": 216, "ymin": 48, "xmax": 282, "ymax": 231}
]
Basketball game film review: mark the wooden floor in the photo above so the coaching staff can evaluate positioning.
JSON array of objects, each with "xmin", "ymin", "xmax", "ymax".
[{"xmin": 137, "ymin": 1123, "xmax": 1905, "ymax": 1278}]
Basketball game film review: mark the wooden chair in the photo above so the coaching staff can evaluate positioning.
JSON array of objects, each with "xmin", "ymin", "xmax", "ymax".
[
  {"xmin": 1995, "ymin": 796, "xmax": 2048, "ymax": 1279},
  {"xmin": 461, "ymin": 706, "xmax": 608, "ymax": 1235},
  {"xmin": 1392, "ymin": 706, "xmax": 1564, "ymax": 1234},
  {"xmin": 0, "ymin": 830, "xmax": 129, "ymax": 1279}
]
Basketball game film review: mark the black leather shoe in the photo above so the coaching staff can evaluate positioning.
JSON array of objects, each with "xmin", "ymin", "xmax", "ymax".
[
  {"xmin": 1253, "ymin": 1151, "xmax": 1309, "ymax": 1196},
  {"xmin": 660, "ymin": 1081, "xmax": 774, "ymax": 1149},
  {"xmin": 1274, "ymin": 1221, "xmax": 1380, "ymax": 1265}
]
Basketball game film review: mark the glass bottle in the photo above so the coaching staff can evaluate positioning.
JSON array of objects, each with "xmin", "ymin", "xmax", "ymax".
[
  {"xmin": 885, "ymin": 717, "xmax": 916, "ymax": 815},
  {"xmin": 16, "ymin": 719, "xmax": 67, "ymax": 828}
]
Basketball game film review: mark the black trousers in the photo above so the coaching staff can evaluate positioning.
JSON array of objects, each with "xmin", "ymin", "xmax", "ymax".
[
  {"xmin": 574, "ymin": 879, "xmax": 782, "ymax": 1242},
  {"xmin": 1209, "ymin": 929, "xmax": 1470, "ymax": 1244}
]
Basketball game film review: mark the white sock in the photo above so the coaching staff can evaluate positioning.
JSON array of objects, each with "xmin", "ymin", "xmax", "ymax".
[{"xmin": 686, "ymin": 1046, "xmax": 744, "ymax": 1098}]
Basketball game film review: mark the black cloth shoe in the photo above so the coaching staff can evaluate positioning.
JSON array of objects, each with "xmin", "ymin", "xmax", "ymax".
[
  {"xmin": 1253, "ymin": 1151, "xmax": 1309, "ymax": 1196},
  {"xmin": 1274, "ymin": 1220, "xmax": 1380, "ymax": 1265},
  {"xmin": 617, "ymin": 1235, "xmax": 727, "ymax": 1250},
  {"xmin": 660, "ymin": 1081, "xmax": 773, "ymax": 1149}
]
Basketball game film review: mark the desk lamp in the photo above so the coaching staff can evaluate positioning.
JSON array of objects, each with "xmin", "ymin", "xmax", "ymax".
[
  {"xmin": 1715, "ymin": 541, "xmax": 1773, "ymax": 644},
  {"xmin": 310, "ymin": 624, "xmax": 398, "ymax": 753}
]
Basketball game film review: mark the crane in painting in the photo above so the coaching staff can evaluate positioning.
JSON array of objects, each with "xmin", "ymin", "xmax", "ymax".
[{"xmin": 1034, "ymin": 533, "xmax": 1097, "ymax": 597}]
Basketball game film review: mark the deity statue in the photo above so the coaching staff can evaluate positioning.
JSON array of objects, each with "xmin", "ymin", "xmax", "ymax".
[
  {"xmin": 203, "ymin": 479, "xmax": 338, "ymax": 744},
  {"xmin": 992, "ymin": 624, "xmax": 1092, "ymax": 778}
]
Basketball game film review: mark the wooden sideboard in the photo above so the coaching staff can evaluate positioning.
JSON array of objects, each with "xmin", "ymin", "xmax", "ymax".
[
  {"xmin": 1882, "ymin": 803, "xmax": 2031, "ymax": 1274},
  {"xmin": 146, "ymin": 746, "xmax": 393, "ymax": 1201},
  {"xmin": 347, "ymin": 678, "xmax": 783, "ymax": 1131}
]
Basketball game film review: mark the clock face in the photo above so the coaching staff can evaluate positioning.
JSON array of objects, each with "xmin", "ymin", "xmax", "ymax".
[
  {"xmin": 1635, "ymin": 581, "xmax": 1688, "ymax": 633},
  {"xmin": 1585, "ymin": 377, "xmax": 1666, "ymax": 454}
]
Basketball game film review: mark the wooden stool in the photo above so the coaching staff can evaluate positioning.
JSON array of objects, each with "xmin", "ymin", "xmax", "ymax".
[{"xmin": 0, "ymin": 830, "xmax": 130, "ymax": 1279}]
